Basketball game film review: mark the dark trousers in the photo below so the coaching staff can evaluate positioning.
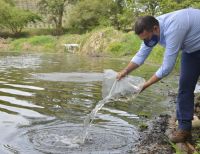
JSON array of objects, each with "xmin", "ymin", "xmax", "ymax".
[{"xmin": 176, "ymin": 50, "xmax": 200, "ymax": 131}]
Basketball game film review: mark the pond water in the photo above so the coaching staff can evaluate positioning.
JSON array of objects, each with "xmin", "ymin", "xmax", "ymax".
[{"xmin": 0, "ymin": 52, "xmax": 178, "ymax": 154}]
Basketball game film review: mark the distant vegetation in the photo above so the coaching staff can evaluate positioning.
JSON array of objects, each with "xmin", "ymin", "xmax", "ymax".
[
  {"xmin": 0, "ymin": 0, "xmax": 198, "ymax": 65},
  {"xmin": 1, "ymin": 0, "xmax": 200, "ymax": 36},
  {"xmin": 0, "ymin": 0, "xmax": 40, "ymax": 35},
  {"xmin": 8, "ymin": 27, "xmax": 165, "ymax": 65}
]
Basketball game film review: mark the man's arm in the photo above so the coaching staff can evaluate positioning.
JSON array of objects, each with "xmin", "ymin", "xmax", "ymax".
[
  {"xmin": 142, "ymin": 27, "xmax": 187, "ymax": 91},
  {"xmin": 117, "ymin": 43, "xmax": 153, "ymax": 80},
  {"xmin": 141, "ymin": 74, "xmax": 160, "ymax": 92}
]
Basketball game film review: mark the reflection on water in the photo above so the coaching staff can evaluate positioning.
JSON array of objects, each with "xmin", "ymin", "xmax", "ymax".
[
  {"xmin": 0, "ymin": 52, "xmax": 176, "ymax": 154},
  {"xmin": 33, "ymin": 72, "xmax": 103, "ymax": 82},
  {"xmin": 0, "ymin": 88, "xmax": 34, "ymax": 96}
]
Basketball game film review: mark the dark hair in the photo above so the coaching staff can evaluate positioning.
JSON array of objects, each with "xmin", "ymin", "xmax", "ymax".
[{"xmin": 134, "ymin": 16, "xmax": 159, "ymax": 35}]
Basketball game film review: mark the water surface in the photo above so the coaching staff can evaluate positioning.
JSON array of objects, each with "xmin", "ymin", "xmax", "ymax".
[{"xmin": 0, "ymin": 52, "xmax": 177, "ymax": 154}]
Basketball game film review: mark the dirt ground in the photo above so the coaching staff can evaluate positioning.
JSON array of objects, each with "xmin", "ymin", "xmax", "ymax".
[{"xmin": 131, "ymin": 93, "xmax": 200, "ymax": 154}]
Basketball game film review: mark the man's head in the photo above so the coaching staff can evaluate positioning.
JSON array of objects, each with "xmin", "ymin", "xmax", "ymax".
[{"xmin": 134, "ymin": 16, "xmax": 160, "ymax": 47}]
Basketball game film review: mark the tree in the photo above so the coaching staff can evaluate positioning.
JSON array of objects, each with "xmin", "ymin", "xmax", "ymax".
[
  {"xmin": 0, "ymin": 0, "xmax": 41, "ymax": 35},
  {"xmin": 66, "ymin": 0, "xmax": 119, "ymax": 32},
  {"xmin": 136, "ymin": 0, "xmax": 162, "ymax": 16},
  {"xmin": 66, "ymin": 0, "xmax": 137, "ymax": 32},
  {"xmin": 160, "ymin": 0, "xmax": 200, "ymax": 14},
  {"xmin": 112, "ymin": 0, "xmax": 136, "ymax": 30},
  {"xmin": 2, "ymin": 0, "xmax": 14, "ymax": 6},
  {"xmin": 132, "ymin": 0, "xmax": 200, "ymax": 17},
  {"xmin": 38, "ymin": 0, "xmax": 76, "ymax": 35}
]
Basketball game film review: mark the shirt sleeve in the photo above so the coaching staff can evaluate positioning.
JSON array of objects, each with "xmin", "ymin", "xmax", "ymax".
[
  {"xmin": 155, "ymin": 28, "xmax": 188, "ymax": 78},
  {"xmin": 131, "ymin": 43, "xmax": 153, "ymax": 65}
]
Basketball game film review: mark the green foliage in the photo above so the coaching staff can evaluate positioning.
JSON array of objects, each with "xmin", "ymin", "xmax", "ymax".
[
  {"xmin": 106, "ymin": 33, "xmax": 141, "ymax": 56},
  {"xmin": 138, "ymin": 0, "xmax": 163, "ymax": 16},
  {"xmin": 10, "ymin": 38, "xmax": 27, "ymax": 51},
  {"xmin": 116, "ymin": 6, "xmax": 135, "ymax": 30},
  {"xmin": 10, "ymin": 35, "xmax": 56, "ymax": 51},
  {"xmin": 38, "ymin": 0, "xmax": 76, "ymax": 35},
  {"xmin": 115, "ymin": 1, "xmax": 138, "ymax": 27},
  {"xmin": 147, "ymin": 45, "xmax": 164, "ymax": 64},
  {"xmin": 133, "ymin": 0, "xmax": 200, "ymax": 16},
  {"xmin": 66, "ymin": 0, "xmax": 139, "ymax": 32},
  {"xmin": 139, "ymin": 122, "xmax": 148, "ymax": 131},
  {"xmin": 27, "ymin": 35, "xmax": 55, "ymax": 45},
  {"xmin": 0, "ymin": 0, "xmax": 41, "ymax": 35},
  {"xmin": 109, "ymin": 0, "xmax": 136, "ymax": 30},
  {"xmin": 2, "ymin": 0, "xmax": 15, "ymax": 6},
  {"xmin": 66, "ymin": 0, "xmax": 118, "ymax": 33},
  {"xmin": 160, "ymin": 0, "xmax": 200, "ymax": 13},
  {"xmin": 195, "ymin": 139, "xmax": 200, "ymax": 154},
  {"xmin": 168, "ymin": 139, "xmax": 184, "ymax": 154}
]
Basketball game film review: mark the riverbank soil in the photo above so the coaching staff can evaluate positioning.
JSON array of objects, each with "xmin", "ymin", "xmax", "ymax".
[{"xmin": 132, "ymin": 93, "xmax": 200, "ymax": 154}]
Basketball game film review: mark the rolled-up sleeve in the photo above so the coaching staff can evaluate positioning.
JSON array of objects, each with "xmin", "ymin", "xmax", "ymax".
[
  {"xmin": 131, "ymin": 43, "xmax": 152, "ymax": 65},
  {"xmin": 155, "ymin": 28, "xmax": 188, "ymax": 78}
]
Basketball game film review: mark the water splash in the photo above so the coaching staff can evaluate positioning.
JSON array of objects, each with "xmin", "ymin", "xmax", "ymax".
[
  {"xmin": 60, "ymin": 77, "xmax": 143, "ymax": 146},
  {"xmin": 68, "ymin": 80, "xmax": 119, "ymax": 145}
]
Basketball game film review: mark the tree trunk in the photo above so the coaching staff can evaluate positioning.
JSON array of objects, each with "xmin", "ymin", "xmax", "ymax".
[{"xmin": 55, "ymin": 5, "xmax": 64, "ymax": 35}]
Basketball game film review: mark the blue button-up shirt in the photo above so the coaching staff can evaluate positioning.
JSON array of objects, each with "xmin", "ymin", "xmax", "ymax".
[{"xmin": 131, "ymin": 8, "xmax": 200, "ymax": 78}]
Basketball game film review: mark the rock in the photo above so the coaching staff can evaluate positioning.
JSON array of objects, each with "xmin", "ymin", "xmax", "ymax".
[
  {"xmin": 195, "ymin": 93, "xmax": 200, "ymax": 104},
  {"xmin": 192, "ymin": 116, "xmax": 200, "ymax": 128}
]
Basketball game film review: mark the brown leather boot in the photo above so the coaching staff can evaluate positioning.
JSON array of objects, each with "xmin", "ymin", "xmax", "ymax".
[{"xmin": 168, "ymin": 130, "xmax": 191, "ymax": 143}]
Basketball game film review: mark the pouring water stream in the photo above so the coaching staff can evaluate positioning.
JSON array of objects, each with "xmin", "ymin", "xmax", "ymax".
[
  {"xmin": 61, "ymin": 70, "xmax": 145, "ymax": 146},
  {"xmin": 73, "ymin": 80, "xmax": 118, "ymax": 144}
]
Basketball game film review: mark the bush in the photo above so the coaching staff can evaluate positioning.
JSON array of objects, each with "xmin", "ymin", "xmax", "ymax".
[
  {"xmin": 106, "ymin": 32, "xmax": 142, "ymax": 56},
  {"xmin": 0, "ymin": 0, "xmax": 40, "ymax": 35},
  {"xmin": 66, "ymin": 0, "xmax": 118, "ymax": 33},
  {"xmin": 28, "ymin": 35, "xmax": 55, "ymax": 46},
  {"xmin": 10, "ymin": 35, "xmax": 56, "ymax": 51}
]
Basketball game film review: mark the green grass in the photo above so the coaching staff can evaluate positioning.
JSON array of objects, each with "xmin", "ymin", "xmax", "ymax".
[
  {"xmin": 28, "ymin": 35, "xmax": 55, "ymax": 45},
  {"xmin": 10, "ymin": 38, "xmax": 27, "ymax": 51},
  {"xmin": 167, "ymin": 138, "xmax": 184, "ymax": 154},
  {"xmin": 106, "ymin": 33, "xmax": 142, "ymax": 56},
  {"xmin": 194, "ymin": 139, "xmax": 200, "ymax": 154},
  {"xmin": 138, "ymin": 122, "xmax": 148, "ymax": 131},
  {"xmin": 10, "ymin": 35, "xmax": 56, "ymax": 51}
]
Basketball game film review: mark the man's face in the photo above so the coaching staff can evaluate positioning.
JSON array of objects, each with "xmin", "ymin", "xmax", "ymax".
[
  {"xmin": 138, "ymin": 25, "xmax": 160, "ymax": 41},
  {"xmin": 138, "ymin": 30, "xmax": 153, "ymax": 42},
  {"xmin": 137, "ymin": 25, "xmax": 160, "ymax": 47}
]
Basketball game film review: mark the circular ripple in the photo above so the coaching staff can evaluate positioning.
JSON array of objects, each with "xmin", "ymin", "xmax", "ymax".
[{"xmin": 27, "ymin": 123, "xmax": 136, "ymax": 154}]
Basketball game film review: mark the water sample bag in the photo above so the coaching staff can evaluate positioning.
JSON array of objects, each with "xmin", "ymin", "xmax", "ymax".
[{"xmin": 102, "ymin": 69, "xmax": 145, "ymax": 101}]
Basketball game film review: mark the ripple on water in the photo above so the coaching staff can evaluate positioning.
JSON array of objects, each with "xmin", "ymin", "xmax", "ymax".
[
  {"xmin": 3, "ymin": 84, "xmax": 44, "ymax": 90},
  {"xmin": 0, "ymin": 88, "xmax": 34, "ymax": 96},
  {"xmin": 33, "ymin": 72, "xmax": 104, "ymax": 82},
  {"xmin": 27, "ymin": 122, "xmax": 136, "ymax": 154},
  {"xmin": 0, "ymin": 96, "xmax": 43, "ymax": 108}
]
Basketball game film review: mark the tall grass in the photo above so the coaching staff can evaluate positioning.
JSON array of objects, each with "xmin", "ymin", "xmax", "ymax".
[
  {"xmin": 106, "ymin": 33, "xmax": 142, "ymax": 56},
  {"xmin": 10, "ymin": 35, "xmax": 56, "ymax": 51}
]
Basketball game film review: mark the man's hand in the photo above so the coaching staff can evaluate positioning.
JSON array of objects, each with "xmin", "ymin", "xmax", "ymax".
[
  {"xmin": 140, "ymin": 82, "xmax": 149, "ymax": 93},
  {"xmin": 116, "ymin": 62, "xmax": 139, "ymax": 80},
  {"xmin": 116, "ymin": 69, "xmax": 128, "ymax": 80},
  {"xmin": 140, "ymin": 74, "xmax": 161, "ymax": 93}
]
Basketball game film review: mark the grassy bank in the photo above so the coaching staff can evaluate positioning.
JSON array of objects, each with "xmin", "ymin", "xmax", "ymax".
[{"xmin": 2, "ymin": 27, "xmax": 167, "ymax": 64}]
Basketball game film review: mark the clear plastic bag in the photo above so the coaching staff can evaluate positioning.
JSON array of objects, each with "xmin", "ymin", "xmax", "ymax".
[{"xmin": 102, "ymin": 69, "xmax": 145, "ymax": 101}]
